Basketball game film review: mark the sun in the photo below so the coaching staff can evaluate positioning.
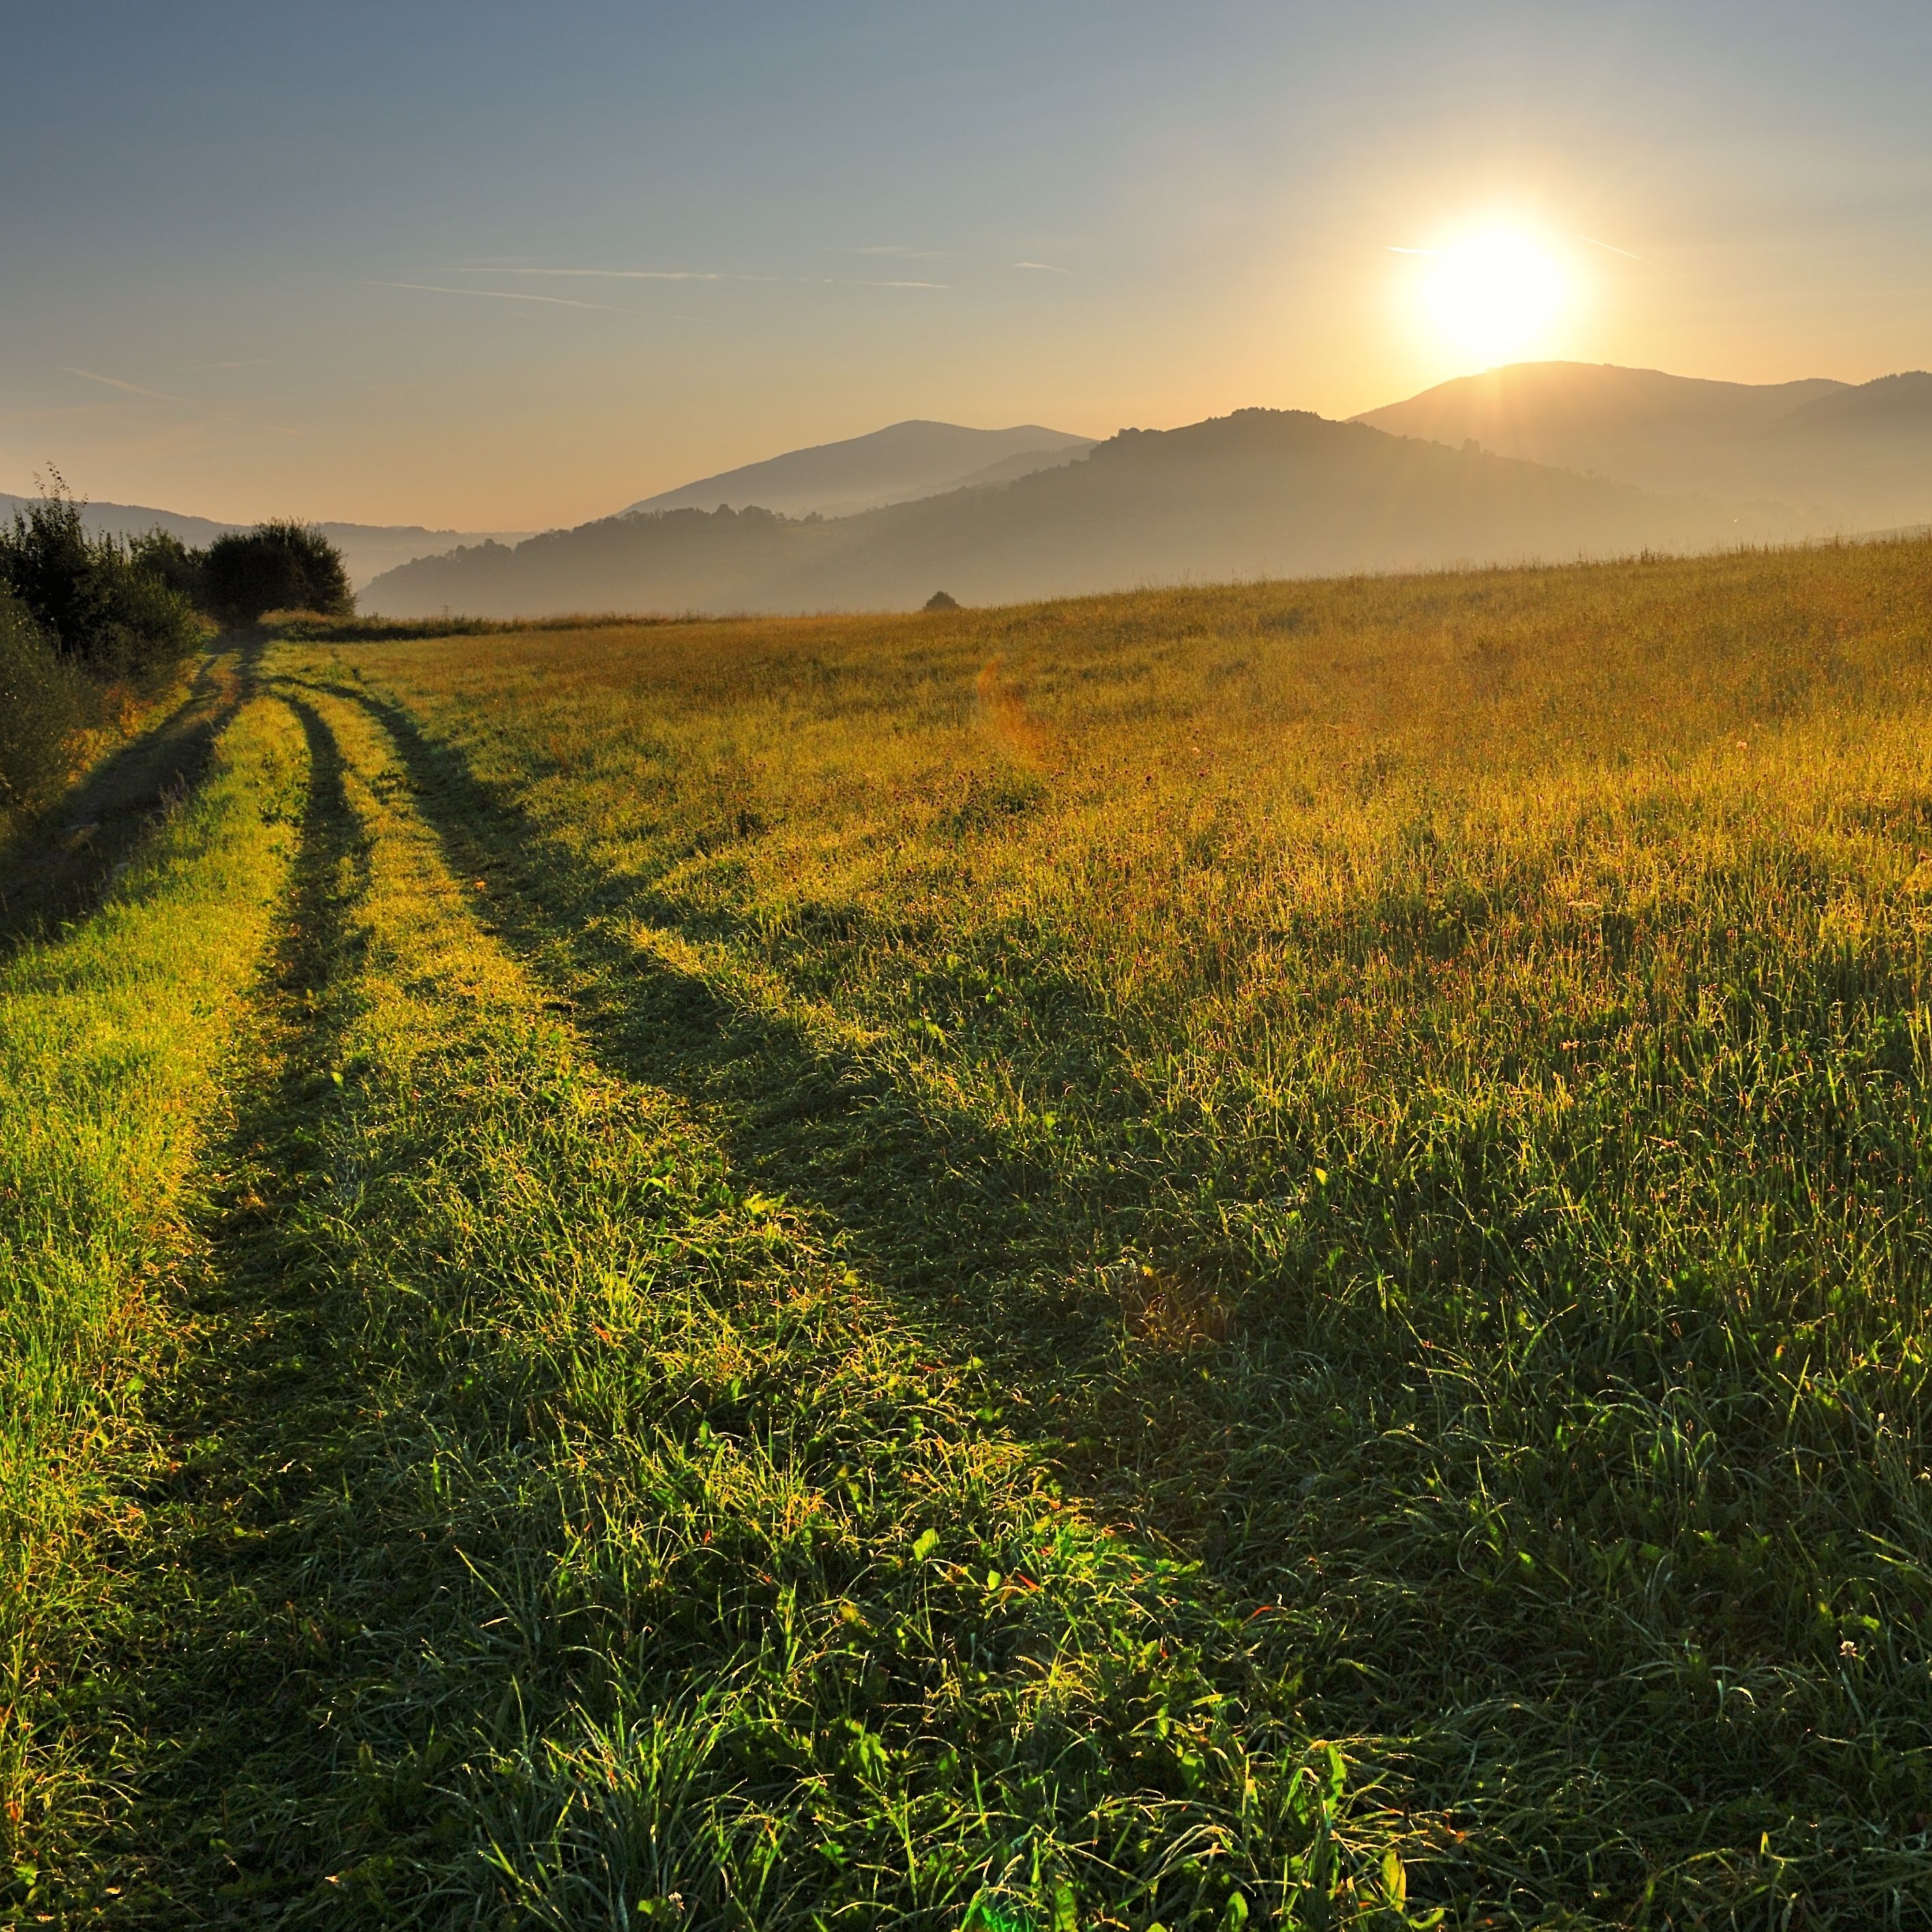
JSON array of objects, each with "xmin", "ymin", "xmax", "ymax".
[{"xmin": 1414, "ymin": 224, "xmax": 1573, "ymax": 367}]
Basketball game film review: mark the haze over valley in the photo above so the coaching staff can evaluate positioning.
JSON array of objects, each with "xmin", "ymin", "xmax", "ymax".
[
  {"xmin": 1357, "ymin": 362, "xmax": 1932, "ymax": 530},
  {"xmin": 40, "ymin": 360, "xmax": 1924, "ymax": 623},
  {"xmin": 355, "ymin": 361, "xmax": 1929, "ymax": 617}
]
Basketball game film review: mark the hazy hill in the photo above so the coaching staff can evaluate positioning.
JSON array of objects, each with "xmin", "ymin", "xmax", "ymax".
[
  {"xmin": 364, "ymin": 407, "xmax": 1738, "ymax": 619},
  {"xmin": 0, "ymin": 492, "xmax": 531, "ymax": 592},
  {"xmin": 1762, "ymin": 372, "xmax": 1932, "ymax": 527},
  {"xmin": 1356, "ymin": 363, "xmax": 1932, "ymax": 527},
  {"xmin": 622, "ymin": 419, "xmax": 1095, "ymax": 518},
  {"xmin": 1353, "ymin": 363, "xmax": 1845, "ymax": 480},
  {"xmin": 312, "ymin": 521, "xmax": 536, "ymax": 589},
  {"xmin": 1786, "ymin": 370, "xmax": 1932, "ymax": 431}
]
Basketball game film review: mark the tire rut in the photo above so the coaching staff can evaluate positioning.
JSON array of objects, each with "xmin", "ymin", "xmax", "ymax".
[{"xmin": 43, "ymin": 694, "xmax": 389, "ymax": 1924}]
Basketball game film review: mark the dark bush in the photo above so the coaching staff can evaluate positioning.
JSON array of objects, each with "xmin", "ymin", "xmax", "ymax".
[
  {"xmin": 0, "ymin": 591, "xmax": 93, "ymax": 830},
  {"xmin": 0, "ymin": 478, "xmax": 205, "ymax": 678},
  {"xmin": 202, "ymin": 520, "xmax": 352, "ymax": 627},
  {"xmin": 85, "ymin": 566, "xmax": 208, "ymax": 678},
  {"xmin": 128, "ymin": 527, "xmax": 207, "ymax": 606}
]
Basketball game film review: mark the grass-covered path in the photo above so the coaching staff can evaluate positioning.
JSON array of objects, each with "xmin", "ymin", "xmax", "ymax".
[
  {"xmin": 10, "ymin": 669, "xmax": 1382, "ymax": 1929},
  {"xmin": 12, "ymin": 540, "xmax": 1932, "ymax": 1929}
]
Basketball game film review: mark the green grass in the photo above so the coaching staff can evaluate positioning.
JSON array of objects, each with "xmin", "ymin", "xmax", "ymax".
[
  {"xmin": 10, "ymin": 536, "xmax": 1932, "ymax": 1927},
  {"xmin": 0, "ymin": 694, "xmax": 304, "ymax": 1883}
]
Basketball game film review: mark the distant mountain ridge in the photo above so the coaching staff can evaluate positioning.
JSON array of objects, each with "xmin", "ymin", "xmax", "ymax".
[
  {"xmin": 623, "ymin": 419, "xmax": 1095, "ymax": 518},
  {"xmin": 0, "ymin": 492, "xmax": 531, "ymax": 592},
  {"xmin": 1355, "ymin": 363, "xmax": 1932, "ymax": 527},
  {"xmin": 362, "ymin": 407, "xmax": 1747, "ymax": 619},
  {"xmin": 35, "ymin": 361, "xmax": 1932, "ymax": 618}
]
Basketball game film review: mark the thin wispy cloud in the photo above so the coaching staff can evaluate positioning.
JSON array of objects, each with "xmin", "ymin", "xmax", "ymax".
[
  {"xmin": 368, "ymin": 280, "xmax": 619, "ymax": 311},
  {"xmin": 59, "ymin": 366, "xmax": 188, "ymax": 402},
  {"xmin": 484, "ymin": 266, "xmax": 782, "ymax": 283},
  {"xmin": 1013, "ymin": 261, "xmax": 1072, "ymax": 274},
  {"xmin": 446, "ymin": 263, "xmax": 949, "ymax": 295}
]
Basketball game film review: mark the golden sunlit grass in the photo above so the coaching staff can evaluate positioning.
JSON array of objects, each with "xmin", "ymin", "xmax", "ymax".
[
  {"xmin": 11, "ymin": 536, "xmax": 1932, "ymax": 1928},
  {"xmin": 315, "ymin": 533, "xmax": 1932, "ymax": 1924}
]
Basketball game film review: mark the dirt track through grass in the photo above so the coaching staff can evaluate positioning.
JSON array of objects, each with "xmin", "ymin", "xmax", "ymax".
[
  {"xmin": 33, "ymin": 694, "xmax": 387, "ymax": 1916},
  {"xmin": 20, "ymin": 679, "xmax": 1384, "ymax": 1927},
  {"xmin": 16, "ymin": 542, "xmax": 1932, "ymax": 1929}
]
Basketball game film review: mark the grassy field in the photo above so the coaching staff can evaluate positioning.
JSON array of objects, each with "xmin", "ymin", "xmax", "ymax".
[{"xmin": 7, "ymin": 537, "xmax": 1932, "ymax": 1927}]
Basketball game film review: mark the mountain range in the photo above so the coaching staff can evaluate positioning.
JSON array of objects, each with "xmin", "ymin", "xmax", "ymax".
[
  {"xmin": 20, "ymin": 360, "xmax": 1928, "ymax": 619},
  {"xmin": 1356, "ymin": 363, "xmax": 1932, "ymax": 530},
  {"xmin": 360, "ymin": 406, "xmax": 1753, "ymax": 619},
  {"xmin": 357, "ymin": 362, "xmax": 1929, "ymax": 617}
]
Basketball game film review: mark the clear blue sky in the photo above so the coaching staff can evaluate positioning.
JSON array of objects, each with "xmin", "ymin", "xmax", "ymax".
[{"xmin": 4, "ymin": 0, "xmax": 1928, "ymax": 527}]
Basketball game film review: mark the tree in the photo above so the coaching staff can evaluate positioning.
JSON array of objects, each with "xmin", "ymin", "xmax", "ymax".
[
  {"xmin": 0, "ymin": 476, "xmax": 100, "ymax": 654},
  {"xmin": 128, "ymin": 527, "xmax": 207, "ymax": 606},
  {"xmin": 0, "ymin": 473, "xmax": 203, "ymax": 678},
  {"xmin": 201, "ymin": 519, "xmax": 353, "ymax": 626}
]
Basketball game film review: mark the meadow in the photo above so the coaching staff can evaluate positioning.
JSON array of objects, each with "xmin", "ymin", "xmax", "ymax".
[{"xmin": 6, "ymin": 537, "xmax": 1932, "ymax": 1927}]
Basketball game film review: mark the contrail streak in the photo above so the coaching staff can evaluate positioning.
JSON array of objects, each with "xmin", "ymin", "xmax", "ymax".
[
  {"xmin": 368, "ymin": 280, "xmax": 619, "ymax": 310},
  {"xmin": 486, "ymin": 267, "xmax": 783, "ymax": 282},
  {"xmin": 59, "ymin": 366, "xmax": 188, "ymax": 402}
]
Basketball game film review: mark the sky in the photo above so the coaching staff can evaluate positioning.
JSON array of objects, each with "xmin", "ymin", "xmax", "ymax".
[{"xmin": 4, "ymin": 1, "xmax": 1929, "ymax": 530}]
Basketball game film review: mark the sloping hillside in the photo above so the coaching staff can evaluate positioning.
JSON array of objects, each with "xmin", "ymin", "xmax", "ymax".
[
  {"xmin": 1357, "ymin": 362, "xmax": 1932, "ymax": 527},
  {"xmin": 622, "ymin": 419, "xmax": 1094, "ymax": 518},
  {"xmin": 1764, "ymin": 372, "xmax": 1932, "ymax": 527},
  {"xmin": 364, "ymin": 408, "xmax": 1733, "ymax": 618}
]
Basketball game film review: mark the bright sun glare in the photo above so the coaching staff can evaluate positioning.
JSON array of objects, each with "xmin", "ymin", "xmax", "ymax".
[{"xmin": 1416, "ymin": 225, "xmax": 1573, "ymax": 367}]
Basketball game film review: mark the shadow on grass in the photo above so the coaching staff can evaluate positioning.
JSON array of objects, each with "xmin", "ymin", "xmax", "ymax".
[
  {"xmin": 0, "ymin": 645, "xmax": 258, "ymax": 954},
  {"xmin": 46, "ymin": 696, "xmax": 475, "ymax": 1923},
  {"xmin": 301, "ymin": 681, "xmax": 1261, "ymax": 1555},
  {"xmin": 314, "ymin": 683, "xmax": 1118, "ymax": 1324}
]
